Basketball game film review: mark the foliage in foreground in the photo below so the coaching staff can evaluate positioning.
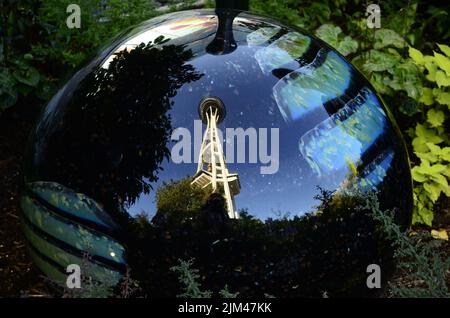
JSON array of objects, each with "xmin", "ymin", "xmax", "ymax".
[
  {"xmin": 1, "ymin": 0, "xmax": 158, "ymax": 112},
  {"xmin": 365, "ymin": 192, "xmax": 450, "ymax": 297},
  {"xmin": 408, "ymin": 46, "xmax": 450, "ymax": 225},
  {"xmin": 170, "ymin": 258, "xmax": 238, "ymax": 298},
  {"xmin": 168, "ymin": 192, "xmax": 450, "ymax": 298},
  {"xmin": 48, "ymin": 192, "xmax": 449, "ymax": 298},
  {"xmin": 156, "ymin": 177, "xmax": 210, "ymax": 214}
]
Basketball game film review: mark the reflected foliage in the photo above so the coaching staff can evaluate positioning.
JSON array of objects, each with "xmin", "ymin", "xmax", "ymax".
[
  {"xmin": 119, "ymin": 186, "xmax": 400, "ymax": 298},
  {"xmin": 33, "ymin": 37, "xmax": 203, "ymax": 211},
  {"xmin": 155, "ymin": 177, "xmax": 210, "ymax": 216}
]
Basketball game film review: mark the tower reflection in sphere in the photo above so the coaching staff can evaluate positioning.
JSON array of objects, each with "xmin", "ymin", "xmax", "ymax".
[{"xmin": 22, "ymin": 8, "xmax": 412, "ymax": 297}]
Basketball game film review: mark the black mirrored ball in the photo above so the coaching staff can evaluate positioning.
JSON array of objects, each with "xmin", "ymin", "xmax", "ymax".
[{"xmin": 22, "ymin": 9, "xmax": 413, "ymax": 297}]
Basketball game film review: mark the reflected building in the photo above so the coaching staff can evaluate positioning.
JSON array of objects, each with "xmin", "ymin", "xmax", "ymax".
[
  {"xmin": 21, "ymin": 8, "xmax": 413, "ymax": 297},
  {"xmin": 191, "ymin": 96, "xmax": 241, "ymax": 218}
]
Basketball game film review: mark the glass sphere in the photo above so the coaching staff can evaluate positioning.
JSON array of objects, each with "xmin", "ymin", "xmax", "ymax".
[{"xmin": 22, "ymin": 9, "xmax": 412, "ymax": 297}]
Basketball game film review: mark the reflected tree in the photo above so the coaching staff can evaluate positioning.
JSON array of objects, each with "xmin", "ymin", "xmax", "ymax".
[
  {"xmin": 35, "ymin": 36, "xmax": 203, "ymax": 212},
  {"xmin": 151, "ymin": 176, "xmax": 210, "ymax": 228},
  {"xmin": 122, "ymin": 185, "xmax": 393, "ymax": 297}
]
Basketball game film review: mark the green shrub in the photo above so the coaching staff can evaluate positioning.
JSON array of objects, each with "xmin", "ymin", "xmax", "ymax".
[
  {"xmin": 170, "ymin": 258, "xmax": 238, "ymax": 298},
  {"xmin": 365, "ymin": 192, "xmax": 450, "ymax": 297},
  {"xmin": 156, "ymin": 177, "xmax": 210, "ymax": 213},
  {"xmin": 1, "ymin": 0, "xmax": 158, "ymax": 113},
  {"xmin": 408, "ymin": 45, "xmax": 450, "ymax": 225}
]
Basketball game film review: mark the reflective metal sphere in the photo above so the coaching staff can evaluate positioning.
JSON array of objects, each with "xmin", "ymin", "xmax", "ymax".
[{"xmin": 22, "ymin": 9, "xmax": 412, "ymax": 297}]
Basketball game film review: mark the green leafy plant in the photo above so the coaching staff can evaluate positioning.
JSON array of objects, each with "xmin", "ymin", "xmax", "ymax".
[
  {"xmin": 365, "ymin": 192, "xmax": 450, "ymax": 297},
  {"xmin": 0, "ymin": 1, "xmax": 45, "ymax": 111},
  {"xmin": 315, "ymin": 24, "xmax": 358, "ymax": 56},
  {"xmin": 0, "ymin": 0, "xmax": 157, "ymax": 113},
  {"xmin": 350, "ymin": 27, "xmax": 423, "ymax": 104},
  {"xmin": 408, "ymin": 44, "xmax": 450, "ymax": 225},
  {"xmin": 118, "ymin": 267, "xmax": 142, "ymax": 298},
  {"xmin": 170, "ymin": 258, "xmax": 238, "ymax": 298},
  {"xmin": 156, "ymin": 177, "xmax": 210, "ymax": 213}
]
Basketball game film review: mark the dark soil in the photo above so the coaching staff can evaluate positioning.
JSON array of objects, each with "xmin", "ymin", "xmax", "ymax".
[{"xmin": 0, "ymin": 103, "xmax": 52, "ymax": 297}]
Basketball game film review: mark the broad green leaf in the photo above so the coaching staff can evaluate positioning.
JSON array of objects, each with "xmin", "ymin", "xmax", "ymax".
[
  {"xmin": 443, "ymin": 167, "xmax": 450, "ymax": 178},
  {"xmin": 425, "ymin": 142, "xmax": 442, "ymax": 154},
  {"xmin": 0, "ymin": 68, "xmax": 18, "ymax": 110},
  {"xmin": 435, "ymin": 70, "xmax": 450, "ymax": 87},
  {"xmin": 413, "ymin": 206, "xmax": 433, "ymax": 226},
  {"xmin": 422, "ymin": 209, "xmax": 434, "ymax": 226},
  {"xmin": 434, "ymin": 51, "xmax": 450, "ymax": 76},
  {"xmin": 431, "ymin": 229, "xmax": 449, "ymax": 241},
  {"xmin": 425, "ymin": 61, "xmax": 438, "ymax": 82},
  {"xmin": 430, "ymin": 173, "xmax": 448, "ymax": 188},
  {"xmin": 364, "ymin": 50, "xmax": 400, "ymax": 73},
  {"xmin": 437, "ymin": 43, "xmax": 450, "ymax": 57},
  {"xmin": 423, "ymin": 182, "xmax": 442, "ymax": 202},
  {"xmin": 440, "ymin": 147, "xmax": 450, "ymax": 161},
  {"xmin": 415, "ymin": 160, "xmax": 435, "ymax": 173},
  {"xmin": 415, "ymin": 123, "xmax": 428, "ymax": 138},
  {"xmin": 409, "ymin": 47, "xmax": 424, "ymax": 64},
  {"xmin": 415, "ymin": 124, "xmax": 444, "ymax": 144},
  {"xmin": 428, "ymin": 164, "xmax": 446, "ymax": 174},
  {"xmin": 436, "ymin": 126, "xmax": 446, "ymax": 137},
  {"xmin": 418, "ymin": 191, "xmax": 429, "ymax": 203},
  {"xmin": 369, "ymin": 73, "xmax": 392, "ymax": 95},
  {"xmin": 387, "ymin": 60, "xmax": 421, "ymax": 99},
  {"xmin": 402, "ymin": 81, "xmax": 422, "ymax": 100},
  {"xmin": 315, "ymin": 24, "xmax": 341, "ymax": 47},
  {"xmin": 423, "ymin": 56, "xmax": 435, "ymax": 64},
  {"xmin": 13, "ymin": 67, "xmax": 40, "ymax": 87},
  {"xmin": 439, "ymin": 181, "xmax": 450, "ymax": 196},
  {"xmin": 420, "ymin": 87, "xmax": 434, "ymax": 105},
  {"xmin": 337, "ymin": 36, "xmax": 358, "ymax": 56},
  {"xmin": 427, "ymin": 109, "xmax": 444, "ymax": 128},
  {"xmin": 411, "ymin": 168, "xmax": 427, "ymax": 182},
  {"xmin": 429, "ymin": 135, "xmax": 443, "ymax": 144},
  {"xmin": 415, "ymin": 151, "xmax": 438, "ymax": 163},
  {"xmin": 386, "ymin": 48, "xmax": 403, "ymax": 59},
  {"xmin": 315, "ymin": 24, "xmax": 358, "ymax": 57},
  {"xmin": 436, "ymin": 91, "xmax": 450, "ymax": 106},
  {"xmin": 412, "ymin": 136, "xmax": 429, "ymax": 153},
  {"xmin": 414, "ymin": 162, "xmax": 430, "ymax": 175},
  {"xmin": 374, "ymin": 29, "xmax": 406, "ymax": 49}
]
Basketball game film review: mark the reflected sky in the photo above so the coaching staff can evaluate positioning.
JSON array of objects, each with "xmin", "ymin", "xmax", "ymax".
[
  {"xmin": 122, "ymin": 12, "xmax": 396, "ymax": 220},
  {"xmin": 31, "ymin": 9, "xmax": 402, "ymax": 221}
]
